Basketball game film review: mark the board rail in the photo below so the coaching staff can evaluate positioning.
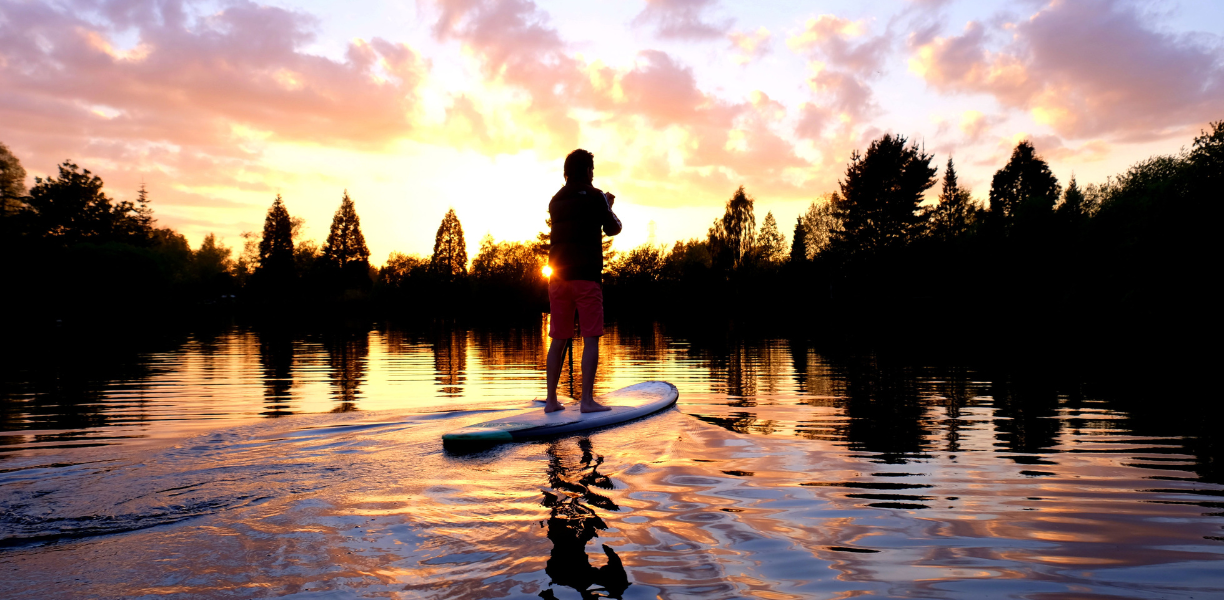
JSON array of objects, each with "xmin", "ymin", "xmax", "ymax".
[{"xmin": 442, "ymin": 381, "xmax": 678, "ymax": 444}]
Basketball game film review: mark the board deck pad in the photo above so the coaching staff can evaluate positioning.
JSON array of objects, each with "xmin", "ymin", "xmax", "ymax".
[{"xmin": 442, "ymin": 381, "xmax": 679, "ymax": 443}]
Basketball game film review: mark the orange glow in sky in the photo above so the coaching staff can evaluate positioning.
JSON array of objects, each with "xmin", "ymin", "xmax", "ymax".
[{"xmin": 2, "ymin": 0, "xmax": 1221, "ymax": 264}]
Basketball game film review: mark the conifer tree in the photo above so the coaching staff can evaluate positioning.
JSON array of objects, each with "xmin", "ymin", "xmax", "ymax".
[
  {"xmin": 1056, "ymin": 175, "xmax": 1091, "ymax": 222},
  {"xmin": 790, "ymin": 216, "xmax": 808, "ymax": 264},
  {"xmin": 431, "ymin": 208, "xmax": 468, "ymax": 281},
  {"xmin": 322, "ymin": 190, "xmax": 370, "ymax": 268},
  {"xmin": 941, "ymin": 155, "xmax": 960, "ymax": 202},
  {"xmin": 989, "ymin": 140, "xmax": 1060, "ymax": 231},
  {"xmin": 756, "ymin": 211, "xmax": 786, "ymax": 264},
  {"xmin": 135, "ymin": 182, "xmax": 154, "ymax": 231},
  {"xmin": 833, "ymin": 133, "xmax": 936, "ymax": 255},
  {"xmin": 258, "ymin": 194, "xmax": 295, "ymax": 276},
  {"xmin": 932, "ymin": 156, "xmax": 977, "ymax": 241}
]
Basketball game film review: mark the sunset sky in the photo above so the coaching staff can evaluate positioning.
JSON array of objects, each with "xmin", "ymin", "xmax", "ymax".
[{"xmin": 3, "ymin": 0, "xmax": 1222, "ymax": 263}]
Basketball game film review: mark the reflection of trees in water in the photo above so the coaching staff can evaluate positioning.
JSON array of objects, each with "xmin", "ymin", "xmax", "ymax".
[
  {"xmin": 539, "ymin": 437, "xmax": 630, "ymax": 599},
  {"xmin": 191, "ymin": 328, "xmax": 225, "ymax": 376},
  {"xmin": 257, "ymin": 328, "xmax": 295, "ymax": 417},
  {"xmin": 603, "ymin": 320, "xmax": 667, "ymax": 363},
  {"xmin": 686, "ymin": 338, "xmax": 792, "ymax": 406},
  {"xmin": 702, "ymin": 341, "xmax": 1041, "ymax": 459},
  {"xmin": 934, "ymin": 367, "xmax": 976, "ymax": 453},
  {"xmin": 0, "ymin": 332, "xmax": 178, "ymax": 433},
  {"xmin": 1102, "ymin": 383, "xmax": 1224, "ymax": 485},
  {"xmin": 713, "ymin": 345, "xmax": 756, "ymax": 403},
  {"xmin": 471, "ymin": 323, "xmax": 545, "ymax": 372},
  {"xmin": 323, "ymin": 331, "xmax": 368, "ymax": 412},
  {"xmin": 379, "ymin": 326, "xmax": 431, "ymax": 355},
  {"xmin": 755, "ymin": 341, "xmax": 786, "ymax": 397},
  {"xmin": 788, "ymin": 341, "xmax": 839, "ymax": 400},
  {"xmin": 786, "ymin": 341, "xmax": 846, "ymax": 441},
  {"xmin": 991, "ymin": 378, "xmax": 1061, "ymax": 453},
  {"xmin": 831, "ymin": 355, "xmax": 930, "ymax": 461},
  {"xmin": 432, "ymin": 326, "xmax": 467, "ymax": 397}
]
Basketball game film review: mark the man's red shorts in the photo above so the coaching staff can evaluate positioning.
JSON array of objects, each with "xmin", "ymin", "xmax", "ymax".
[{"xmin": 548, "ymin": 278, "xmax": 604, "ymax": 338}]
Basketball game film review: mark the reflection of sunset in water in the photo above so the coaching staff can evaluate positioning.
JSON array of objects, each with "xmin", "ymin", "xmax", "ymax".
[{"xmin": 0, "ymin": 317, "xmax": 1220, "ymax": 598}]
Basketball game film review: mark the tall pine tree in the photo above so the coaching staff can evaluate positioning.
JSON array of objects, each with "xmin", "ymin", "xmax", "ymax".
[
  {"xmin": 322, "ymin": 190, "xmax": 370, "ymax": 268},
  {"xmin": 931, "ymin": 156, "xmax": 977, "ymax": 241},
  {"xmin": 755, "ymin": 211, "xmax": 786, "ymax": 264},
  {"xmin": 257, "ymin": 194, "xmax": 295, "ymax": 279},
  {"xmin": 790, "ymin": 216, "xmax": 808, "ymax": 264},
  {"xmin": 431, "ymin": 208, "xmax": 468, "ymax": 281},
  {"xmin": 135, "ymin": 182, "xmax": 154, "ymax": 231},
  {"xmin": 1055, "ymin": 175, "xmax": 1091, "ymax": 223}
]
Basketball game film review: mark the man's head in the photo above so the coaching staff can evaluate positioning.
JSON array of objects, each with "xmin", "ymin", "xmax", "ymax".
[{"xmin": 563, "ymin": 149, "xmax": 594, "ymax": 184}]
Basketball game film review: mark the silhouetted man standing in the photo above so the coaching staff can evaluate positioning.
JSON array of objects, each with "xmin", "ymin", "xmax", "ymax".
[{"xmin": 543, "ymin": 149, "xmax": 622, "ymax": 413}]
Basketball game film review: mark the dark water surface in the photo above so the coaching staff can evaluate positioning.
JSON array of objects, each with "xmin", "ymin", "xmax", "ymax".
[{"xmin": 1, "ymin": 319, "xmax": 1220, "ymax": 599}]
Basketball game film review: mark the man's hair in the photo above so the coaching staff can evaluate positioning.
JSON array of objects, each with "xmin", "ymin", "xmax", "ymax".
[{"xmin": 563, "ymin": 149, "xmax": 594, "ymax": 184}]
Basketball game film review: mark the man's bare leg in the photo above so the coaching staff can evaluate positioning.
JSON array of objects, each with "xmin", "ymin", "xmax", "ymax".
[
  {"xmin": 580, "ymin": 336, "xmax": 611, "ymax": 413},
  {"xmin": 543, "ymin": 337, "xmax": 569, "ymax": 413}
]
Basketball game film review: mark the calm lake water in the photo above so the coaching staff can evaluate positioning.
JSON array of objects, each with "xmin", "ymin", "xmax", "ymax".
[{"xmin": 1, "ymin": 318, "xmax": 1221, "ymax": 599}]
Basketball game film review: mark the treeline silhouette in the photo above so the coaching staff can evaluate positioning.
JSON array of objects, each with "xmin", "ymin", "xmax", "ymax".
[
  {"xmin": 0, "ymin": 144, "xmax": 549, "ymax": 321},
  {"xmin": 1, "ymin": 122, "xmax": 1219, "ymax": 351},
  {"xmin": 602, "ymin": 123, "xmax": 1220, "ymax": 351}
]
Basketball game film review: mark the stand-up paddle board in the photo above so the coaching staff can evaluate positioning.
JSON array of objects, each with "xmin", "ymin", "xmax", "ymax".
[{"xmin": 442, "ymin": 381, "xmax": 679, "ymax": 444}]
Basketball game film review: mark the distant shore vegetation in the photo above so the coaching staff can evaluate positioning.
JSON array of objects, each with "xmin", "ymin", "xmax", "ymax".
[{"xmin": 1, "ymin": 122, "xmax": 1219, "ymax": 344}]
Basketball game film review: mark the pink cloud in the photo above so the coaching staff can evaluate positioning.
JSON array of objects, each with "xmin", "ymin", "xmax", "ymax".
[
  {"xmin": 0, "ymin": 0, "xmax": 432, "ymax": 240},
  {"xmin": 609, "ymin": 53, "xmax": 805, "ymax": 182},
  {"xmin": 959, "ymin": 110, "xmax": 1004, "ymax": 143},
  {"xmin": 0, "ymin": 1, "xmax": 426, "ymax": 150},
  {"xmin": 795, "ymin": 103, "xmax": 833, "ymax": 140},
  {"xmin": 427, "ymin": 1, "xmax": 810, "ymax": 201},
  {"xmin": 910, "ymin": 0, "xmax": 1224, "ymax": 141},
  {"xmin": 631, "ymin": 0, "xmax": 732, "ymax": 41},
  {"xmin": 788, "ymin": 15, "xmax": 891, "ymax": 74},
  {"xmin": 431, "ymin": 0, "xmax": 587, "ymax": 148},
  {"xmin": 728, "ymin": 27, "xmax": 772, "ymax": 65},
  {"xmin": 615, "ymin": 50, "xmax": 715, "ymax": 126},
  {"xmin": 787, "ymin": 15, "xmax": 892, "ymax": 138}
]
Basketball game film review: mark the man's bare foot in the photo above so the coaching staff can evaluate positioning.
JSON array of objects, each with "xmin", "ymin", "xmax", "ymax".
[
  {"xmin": 579, "ymin": 399, "xmax": 612, "ymax": 413},
  {"xmin": 543, "ymin": 398, "xmax": 566, "ymax": 413}
]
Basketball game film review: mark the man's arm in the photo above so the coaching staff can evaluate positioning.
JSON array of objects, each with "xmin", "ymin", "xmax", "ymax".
[{"xmin": 601, "ymin": 192, "xmax": 622, "ymax": 236}]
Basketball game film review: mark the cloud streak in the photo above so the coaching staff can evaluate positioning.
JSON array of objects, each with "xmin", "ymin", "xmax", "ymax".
[
  {"xmin": 909, "ymin": 0, "xmax": 1224, "ymax": 141},
  {"xmin": 631, "ymin": 0, "xmax": 732, "ymax": 41},
  {"xmin": 0, "ymin": 0, "xmax": 426, "ymax": 150}
]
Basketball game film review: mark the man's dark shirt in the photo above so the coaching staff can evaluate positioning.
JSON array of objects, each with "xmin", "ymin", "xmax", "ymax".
[{"xmin": 549, "ymin": 182, "xmax": 622, "ymax": 282}]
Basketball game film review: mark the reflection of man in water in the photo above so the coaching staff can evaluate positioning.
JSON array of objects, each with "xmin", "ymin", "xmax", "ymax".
[
  {"xmin": 539, "ymin": 438, "xmax": 630, "ymax": 599},
  {"xmin": 544, "ymin": 149, "xmax": 622, "ymax": 414}
]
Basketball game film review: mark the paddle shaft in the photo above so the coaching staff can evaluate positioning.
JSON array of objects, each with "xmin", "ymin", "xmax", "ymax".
[{"xmin": 564, "ymin": 336, "xmax": 576, "ymax": 398}]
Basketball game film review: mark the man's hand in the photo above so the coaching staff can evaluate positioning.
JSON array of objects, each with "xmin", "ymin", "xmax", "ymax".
[{"xmin": 604, "ymin": 192, "xmax": 616, "ymax": 208}]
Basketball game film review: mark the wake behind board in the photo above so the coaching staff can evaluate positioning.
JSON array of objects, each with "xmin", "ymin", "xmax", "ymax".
[{"xmin": 442, "ymin": 381, "xmax": 678, "ymax": 444}]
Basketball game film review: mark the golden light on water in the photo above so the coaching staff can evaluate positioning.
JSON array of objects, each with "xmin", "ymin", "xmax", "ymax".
[{"xmin": 542, "ymin": 265, "xmax": 553, "ymax": 278}]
